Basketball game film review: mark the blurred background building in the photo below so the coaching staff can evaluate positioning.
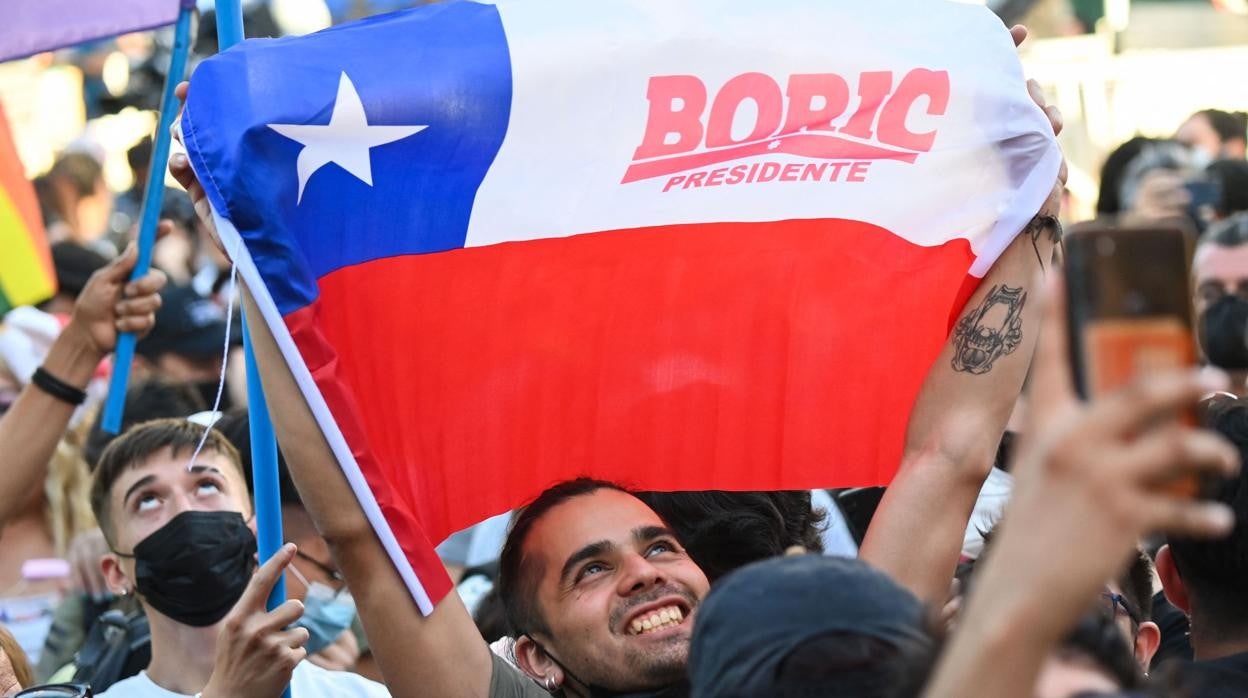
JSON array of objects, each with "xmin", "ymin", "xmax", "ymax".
[{"xmin": 1, "ymin": 0, "xmax": 1245, "ymax": 229}]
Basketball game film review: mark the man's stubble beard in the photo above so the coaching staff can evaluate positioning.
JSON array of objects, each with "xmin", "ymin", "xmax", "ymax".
[{"xmin": 559, "ymin": 582, "xmax": 698, "ymax": 693}]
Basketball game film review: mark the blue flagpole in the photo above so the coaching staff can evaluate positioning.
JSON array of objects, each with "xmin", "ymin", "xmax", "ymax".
[
  {"xmin": 100, "ymin": 0, "xmax": 195, "ymax": 435},
  {"xmin": 243, "ymin": 312, "xmax": 288, "ymax": 613},
  {"xmin": 212, "ymin": 0, "xmax": 291, "ymax": 671}
]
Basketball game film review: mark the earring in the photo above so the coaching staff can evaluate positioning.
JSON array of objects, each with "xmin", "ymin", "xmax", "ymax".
[{"xmin": 543, "ymin": 675, "xmax": 557, "ymax": 693}]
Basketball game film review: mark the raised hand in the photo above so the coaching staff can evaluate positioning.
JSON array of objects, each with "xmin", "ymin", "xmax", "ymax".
[
  {"xmin": 65, "ymin": 238, "xmax": 167, "ymax": 361},
  {"xmin": 201, "ymin": 543, "xmax": 309, "ymax": 698},
  {"xmin": 924, "ymin": 274, "xmax": 1239, "ymax": 698}
]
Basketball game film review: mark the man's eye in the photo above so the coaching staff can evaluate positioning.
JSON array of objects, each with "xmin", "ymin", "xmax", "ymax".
[
  {"xmin": 136, "ymin": 494, "xmax": 160, "ymax": 512},
  {"xmin": 578, "ymin": 563, "xmax": 606, "ymax": 581},
  {"xmin": 196, "ymin": 481, "xmax": 223, "ymax": 496},
  {"xmin": 647, "ymin": 541, "xmax": 675, "ymax": 557}
]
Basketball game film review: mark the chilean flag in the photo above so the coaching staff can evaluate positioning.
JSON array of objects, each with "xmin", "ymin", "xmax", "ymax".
[{"xmin": 182, "ymin": 0, "xmax": 1061, "ymax": 614}]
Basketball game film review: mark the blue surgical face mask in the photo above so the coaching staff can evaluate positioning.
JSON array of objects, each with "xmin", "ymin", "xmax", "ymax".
[{"xmin": 290, "ymin": 565, "xmax": 356, "ymax": 654}]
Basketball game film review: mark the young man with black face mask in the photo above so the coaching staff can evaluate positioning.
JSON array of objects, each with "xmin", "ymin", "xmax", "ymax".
[
  {"xmin": 89, "ymin": 419, "xmax": 389, "ymax": 698},
  {"xmin": 1195, "ymin": 213, "xmax": 1248, "ymax": 383}
]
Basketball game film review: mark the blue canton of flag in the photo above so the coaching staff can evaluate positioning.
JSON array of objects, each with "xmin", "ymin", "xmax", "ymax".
[{"xmin": 184, "ymin": 1, "xmax": 512, "ymax": 315}]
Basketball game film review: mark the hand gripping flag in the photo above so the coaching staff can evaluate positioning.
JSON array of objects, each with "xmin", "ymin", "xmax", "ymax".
[{"xmin": 182, "ymin": 0, "xmax": 1061, "ymax": 614}]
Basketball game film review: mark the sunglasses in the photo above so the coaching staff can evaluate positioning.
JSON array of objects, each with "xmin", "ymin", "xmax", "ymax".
[
  {"xmin": 1101, "ymin": 591, "xmax": 1141, "ymax": 626},
  {"xmin": 15, "ymin": 684, "xmax": 92, "ymax": 698}
]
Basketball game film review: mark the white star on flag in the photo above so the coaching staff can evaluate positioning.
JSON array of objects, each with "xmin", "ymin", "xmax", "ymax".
[{"xmin": 268, "ymin": 72, "xmax": 427, "ymax": 203}]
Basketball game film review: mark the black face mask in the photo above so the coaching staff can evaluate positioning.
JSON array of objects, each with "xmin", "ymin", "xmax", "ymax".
[
  {"xmin": 1200, "ymin": 295, "xmax": 1248, "ymax": 370},
  {"xmin": 116, "ymin": 510, "xmax": 257, "ymax": 627}
]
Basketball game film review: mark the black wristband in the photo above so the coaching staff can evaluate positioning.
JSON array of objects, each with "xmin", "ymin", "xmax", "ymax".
[{"xmin": 32, "ymin": 367, "xmax": 87, "ymax": 406}]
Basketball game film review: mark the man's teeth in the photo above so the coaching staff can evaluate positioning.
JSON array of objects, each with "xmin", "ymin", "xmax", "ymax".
[{"xmin": 629, "ymin": 606, "xmax": 685, "ymax": 635}]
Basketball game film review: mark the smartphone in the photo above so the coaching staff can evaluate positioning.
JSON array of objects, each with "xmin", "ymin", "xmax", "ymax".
[
  {"xmin": 1064, "ymin": 226, "xmax": 1203, "ymax": 496},
  {"xmin": 1184, "ymin": 179, "xmax": 1221, "ymax": 233}
]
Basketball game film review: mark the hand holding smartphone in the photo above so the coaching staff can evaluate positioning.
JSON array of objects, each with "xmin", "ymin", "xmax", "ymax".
[{"xmin": 1064, "ymin": 226, "xmax": 1209, "ymax": 497}]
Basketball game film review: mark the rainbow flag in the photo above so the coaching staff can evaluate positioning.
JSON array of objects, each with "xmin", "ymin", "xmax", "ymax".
[{"xmin": 0, "ymin": 103, "xmax": 55, "ymax": 314}]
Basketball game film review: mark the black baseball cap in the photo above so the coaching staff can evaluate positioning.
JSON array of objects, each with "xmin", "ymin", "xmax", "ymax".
[
  {"xmin": 688, "ymin": 554, "xmax": 930, "ymax": 698},
  {"xmin": 51, "ymin": 242, "xmax": 108, "ymax": 299},
  {"xmin": 137, "ymin": 284, "xmax": 240, "ymax": 360}
]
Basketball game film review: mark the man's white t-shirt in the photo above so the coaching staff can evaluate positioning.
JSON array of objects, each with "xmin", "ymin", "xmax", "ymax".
[{"xmin": 96, "ymin": 661, "xmax": 390, "ymax": 697}]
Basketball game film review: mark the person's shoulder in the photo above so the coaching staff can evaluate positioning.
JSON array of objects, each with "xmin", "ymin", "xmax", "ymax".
[
  {"xmin": 1175, "ymin": 652, "xmax": 1248, "ymax": 697},
  {"xmin": 488, "ymin": 650, "xmax": 548, "ymax": 698},
  {"xmin": 291, "ymin": 661, "xmax": 391, "ymax": 697},
  {"xmin": 94, "ymin": 672, "xmax": 169, "ymax": 698}
]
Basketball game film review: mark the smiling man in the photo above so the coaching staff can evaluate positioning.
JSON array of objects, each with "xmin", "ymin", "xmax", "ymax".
[{"xmin": 498, "ymin": 480, "xmax": 708, "ymax": 696}]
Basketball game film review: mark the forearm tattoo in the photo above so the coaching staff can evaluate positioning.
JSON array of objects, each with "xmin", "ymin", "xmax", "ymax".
[{"xmin": 952, "ymin": 285, "xmax": 1027, "ymax": 375}]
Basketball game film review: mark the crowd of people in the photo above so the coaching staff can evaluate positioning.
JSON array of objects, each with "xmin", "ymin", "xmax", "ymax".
[{"xmin": 1, "ymin": 18, "xmax": 1247, "ymax": 698}]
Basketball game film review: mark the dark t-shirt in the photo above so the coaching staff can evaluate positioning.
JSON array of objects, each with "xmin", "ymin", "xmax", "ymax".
[
  {"xmin": 488, "ymin": 652, "xmax": 548, "ymax": 698},
  {"xmin": 1178, "ymin": 652, "xmax": 1248, "ymax": 697},
  {"xmin": 487, "ymin": 651, "xmax": 689, "ymax": 698},
  {"xmin": 1150, "ymin": 591, "xmax": 1194, "ymax": 670}
]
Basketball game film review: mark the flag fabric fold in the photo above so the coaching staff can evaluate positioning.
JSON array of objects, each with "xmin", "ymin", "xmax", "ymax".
[{"xmin": 182, "ymin": 0, "xmax": 1061, "ymax": 614}]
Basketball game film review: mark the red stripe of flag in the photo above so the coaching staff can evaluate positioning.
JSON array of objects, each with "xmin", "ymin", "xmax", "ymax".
[{"xmin": 283, "ymin": 218, "xmax": 979, "ymax": 597}]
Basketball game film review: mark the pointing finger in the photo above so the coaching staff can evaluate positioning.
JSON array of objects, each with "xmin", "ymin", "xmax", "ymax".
[{"xmin": 236, "ymin": 543, "xmax": 297, "ymax": 614}]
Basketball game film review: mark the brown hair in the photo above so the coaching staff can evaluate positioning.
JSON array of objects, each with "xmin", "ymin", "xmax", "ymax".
[
  {"xmin": 90, "ymin": 418, "xmax": 246, "ymax": 546},
  {"xmin": 498, "ymin": 478, "xmax": 629, "ymax": 638},
  {"xmin": 0, "ymin": 624, "xmax": 34, "ymax": 690}
]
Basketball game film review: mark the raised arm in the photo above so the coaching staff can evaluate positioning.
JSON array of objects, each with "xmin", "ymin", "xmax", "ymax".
[
  {"xmin": 924, "ymin": 276, "xmax": 1238, "ymax": 697},
  {"xmin": 235, "ymin": 283, "xmax": 494, "ymax": 698},
  {"xmin": 859, "ymin": 216, "xmax": 1055, "ymax": 602},
  {"xmin": 859, "ymin": 72, "xmax": 1066, "ymax": 602},
  {"xmin": 0, "ymin": 244, "xmax": 164, "ymax": 528},
  {"xmin": 167, "ymin": 112, "xmax": 494, "ymax": 695}
]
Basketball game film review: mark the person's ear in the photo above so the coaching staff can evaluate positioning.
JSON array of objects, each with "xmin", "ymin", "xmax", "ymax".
[
  {"xmin": 1156, "ymin": 545, "xmax": 1190, "ymax": 614},
  {"xmin": 100, "ymin": 553, "xmax": 132, "ymax": 596},
  {"xmin": 1135, "ymin": 621, "xmax": 1161, "ymax": 670},
  {"xmin": 514, "ymin": 635, "xmax": 564, "ymax": 691}
]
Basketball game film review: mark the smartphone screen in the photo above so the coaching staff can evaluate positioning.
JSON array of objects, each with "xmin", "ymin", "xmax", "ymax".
[
  {"xmin": 1082, "ymin": 317, "xmax": 1195, "ymax": 397},
  {"xmin": 1065, "ymin": 227, "xmax": 1203, "ymax": 496},
  {"xmin": 1065, "ymin": 227, "xmax": 1195, "ymax": 399}
]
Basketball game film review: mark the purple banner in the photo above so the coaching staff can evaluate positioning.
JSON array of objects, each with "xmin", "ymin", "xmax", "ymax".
[{"xmin": 0, "ymin": 0, "xmax": 185, "ymax": 63}]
